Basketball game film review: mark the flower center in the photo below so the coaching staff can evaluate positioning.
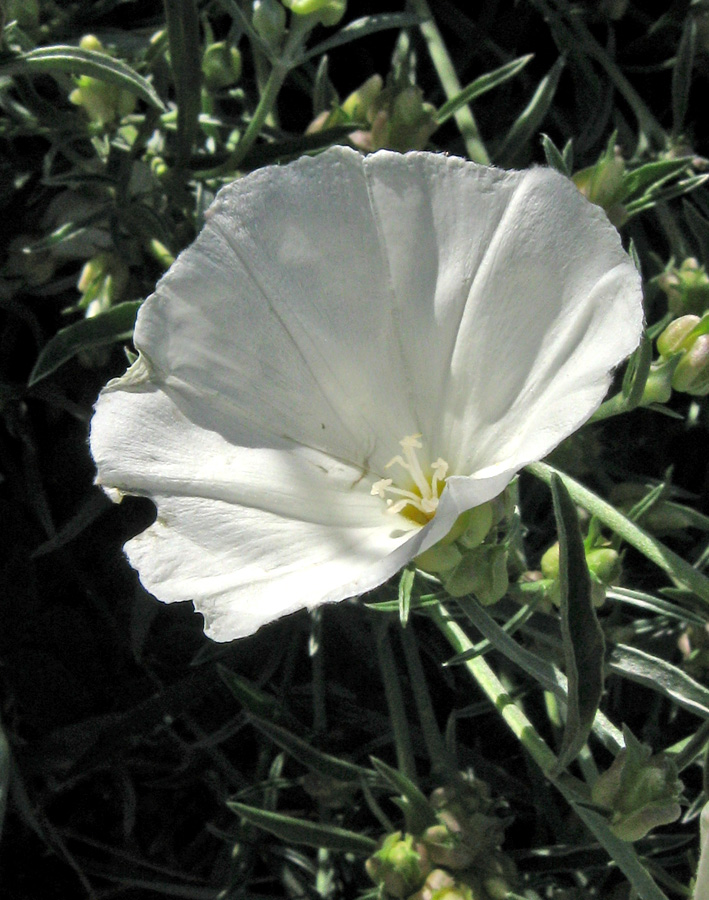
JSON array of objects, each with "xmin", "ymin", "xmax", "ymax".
[{"xmin": 371, "ymin": 435, "xmax": 449, "ymax": 526}]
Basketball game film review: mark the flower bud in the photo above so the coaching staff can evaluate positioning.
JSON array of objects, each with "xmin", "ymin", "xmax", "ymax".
[
  {"xmin": 672, "ymin": 333, "xmax": 709, "ymax": 395},
  {"xmin": 572, "ymin": 146, "xmax": 627, "ymax": 227},
  {"xmin": 252, "ymin": 0, "xmax": 287, "ymax": 46},
  {"xmin": 585, "ymin": 547, "xmax": 622, "ymax": 586},
  {"xmin": 457, "ymin": 502, "xmax": 494, "ymax": 550},
  {"xmin": 202, "ymin": 41, "xmax": 242, "ymax": 90},
  {"xmin": 281, "ymin": 0, "xmax": 346, "ymax": 27},
  {"xmin": 591, "ymin": 731, "xmax": 682, "ymax": 842},
  {"xmin": 444, "ymin": 544, "xmax": 509, "ymax": 604},
  {"xmin": 341, "ymin": 74, "xmax": 383, "ymax": 122},
  {"xmin": 657, "ymin": 258, "xmax": 709, "ymax": 317},
  {"xmin": 365, "ymin": 832, "xmax": 430, "ymax": 898},
  {"xmin": 640, "ymin": 357, "xmax": 677, "ymax": 405},
  {"xmin": 69, "ymin": 36, "xmax": 136, "ymax": 127},
  {"xmin": 422, "ymin": 822, "xmax": 475, "ymax": 870},
  {"xmin": 656, "ymin": 314, "xmax": 701, "ymax": 357}
]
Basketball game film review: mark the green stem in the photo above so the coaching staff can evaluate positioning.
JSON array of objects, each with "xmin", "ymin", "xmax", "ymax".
[
  {"xmin": 409, "ymin": 0, "xmax": 490, "ymax": 164},
  {"xmin": 526, "ymin": 461, "xmax": 709, "ymax": 606},
  {"xmin": 374, "ymin": 621, "xmax": 418, "ymax": 783},
  {"xmin": 429, "ymin": 603, "xmax": 559, "ymax": 776},
  {"xmin": 210, "ymin": 14, "xmax": 313, "ymax": 175}
]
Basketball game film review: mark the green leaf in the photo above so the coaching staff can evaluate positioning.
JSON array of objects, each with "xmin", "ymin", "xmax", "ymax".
[
  {"xmin": 672, "ymin": 14, "xmax": 696, "ymax": 135},
  {"xmin": 163, "ymin": 0, "xmax": 202, "ymax": 167},
  {"xmin": 435, "ymin": 55, "xmax": 533, "ymax": 126},
  {"xmin": 368, "ymin": 756, "xmax": 438, "ymax": 834},
  {"xmin": 248, "ymin": 715, "xmax": 376, "ymax": 784},
  {"xmin": 0, "ymin": 46, "xmax": 164, "ymax": 110},
  {"xmin": 551, "ymin": 474, "xmax": 605, "ymax": 772},
  {"xmin": 622, "ymin": 158, "xmax": 694, "ymax": 202},
  {"xmin": 228, "ymin": 801, "xmax": 377, "ymax": 854},
  {"xmin": 218, "ymin": 666, "xmax": 301, "ymax": 731},
  {"xmin": 541, "ymin": 132, "xmax": 570, "ymax": 176},
  {"xmin": 683, "ymin": 200, "xmax": 709, "ymax": 265},
  {"xmin": 301, "ymin": 13, "xmax": 424, "ymax": 63},
  {"xmin": 606, "ymin": 587, "xmax": 707, "ymax": 627},
  {"xmin": 497, "ymin": 56, "xmax": 565, "ymax": 165},
  {"xmin": 565, "ymin": 803, "xmax": 671, "ymax": 900},
  {"xmin": 621, "ymin": 332, "xmax": 653, "ymax": 410},
  {"xmin": 608, "ymin": 644, "xmax": 709, "ymax": 721},
  {"xmin": 526, "ymin": 462, "xmax": 709, "ymax": 607},
  {"xmin": 398, "ymin": 568, "xmax": 415, "ymax": 627},
  {"xmin": 28, "ymin": 301, "xmax": 141, "ymax": 386}
]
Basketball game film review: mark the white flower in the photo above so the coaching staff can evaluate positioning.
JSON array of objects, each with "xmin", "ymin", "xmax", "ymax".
[{"xmin": 90, "ymin": 146, "xmax": 643, "ymax": 641}]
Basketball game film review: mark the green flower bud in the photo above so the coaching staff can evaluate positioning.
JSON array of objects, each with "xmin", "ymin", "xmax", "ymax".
[
  {"xmin": 202, "ymin": 41, "xmax": 242, "ymax": 90},
  {"xmin": 281, "ymin": 0, "xmax": 346, "ymax": 26},
  {"xmin": 640, "ymin": 357, "xmax": 678, "ymax": 405},
  {"xmin": 422, "ymin": 823, "xmax": 475, "ymax": 870},
  {"xmin": 445, "ymin": 544, "xmax": 508, "ymax": 604},
  {"xmin": 341, "ymin": 74, "xmax": 383, "ymax": 121},
  {"xmin": 572, "ymin": 146, "xmax": 627, "ymax": 227},
  {"xmin": 672, "ymin": 334, "xmax": 709, "ymax": 395},
  {"xmin": 252, "ymin": 0, "xmax": 287, "ymax": 46},
  {"xmin": 585, "ymin": 547, "xmax": 621, "ymax": 586},
  {"xmin": 78, "ymin": 252, "xmax": 129, "ymax": 314},
  {"xmin": 69, "ymin": 36, "xmax": 136, "ymax": 127},
  {"xmin": 540, "ymin": 542, "xmax": 560, "ymax": 580},
  {"xmin": 591, "ymin": 729, "xmax": 682, "ymax": 842},
  {"xmin": 657, "ymin": 314, "xmax": 701, "ymax": 358},
  {"xmin": 657, "ymin": 258, "xmax": 709, "ymax": 317},
  {"xmin": 457, "ymin": 502, "xmax": 494, "ymax": 550},
  {"xmin": 365, "ymin": 832, "xmax": 430, "ymax": 898}
]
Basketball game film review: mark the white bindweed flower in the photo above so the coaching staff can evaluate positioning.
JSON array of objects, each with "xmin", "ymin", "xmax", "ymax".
[{"xmin": 90, "ymin": 146, "xmax": 643, "ymax": 641}]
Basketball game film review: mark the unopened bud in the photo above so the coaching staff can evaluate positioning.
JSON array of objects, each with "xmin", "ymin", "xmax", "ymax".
[
  {"xmin": 573, "ymin": 146, "xmax": 627, "ymax": 227},
  {"xmin": 281, "ymin": 0, "xmax": 346, "ymax": 26},
  {"xmin": 657, "ymin": 314, "xmax": 701, "ymax": 358},
  {"xmin": 445, "ymin": 544, "xmax": 509, "ymax": 604},
  {"xmin": 591, "ymin": 730, "xmax": 682, "ymax": 842},
  {"xmin": 202, "ymin": 41, "xmax": 242, "ymax": 90},
  {"xmin": 657, "ymin": 258, "xmax": 709, "ymax": 317},
  {"xmin": 365, "ymin": 832, "xmax": 430, "ymax": 898},
  {"xmin": 252, "ymin": 0, "xmax": 286, "ymax": 46},
  {"xmin": 672, "ymin": 334, "xmax": 709, "ymax": 395},
  {"xmin": 341, "ymin": 74, "xmax": 383, "ymax": 122}
]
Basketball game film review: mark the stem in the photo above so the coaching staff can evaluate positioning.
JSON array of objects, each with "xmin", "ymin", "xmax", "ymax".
[
  {"xmin": 409, "ymin": 0, "xmax": 491, "ymax": 164},
  {"xmin": 429, "ymin": 603, "xmax": 559, "ymax": 776}
]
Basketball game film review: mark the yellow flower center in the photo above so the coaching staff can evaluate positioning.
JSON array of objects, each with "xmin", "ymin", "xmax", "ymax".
[{"xmin": 371, "ymin": 434, "xmax": 449, "ymax": 526}]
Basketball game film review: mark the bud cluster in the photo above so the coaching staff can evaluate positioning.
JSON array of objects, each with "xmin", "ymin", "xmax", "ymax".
[
  {"xmin": 366, "ymin": 777, "xmax": 516, "ymax": 900},
  {"xmin": 591, "ymin": 729, "xmax": 682, "ymax": 842},
  {"xmin": 415, "ymin": 493, "xmax": 514, "ymax": 607},
  {"xmin": 654, "ymin": 312, "xmax": 709, "ymax": 397},
  {"xmin": 69, "ymin": 35, "xmax": 137, "ymax": 128},
  {"xmin": 308, "ymin": 75, "xmax": 437, "ymax": 154}
]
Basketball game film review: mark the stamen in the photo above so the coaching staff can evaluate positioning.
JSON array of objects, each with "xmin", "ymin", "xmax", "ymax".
[{"xmin": 371, "ymin": 435, "xmax": 451, "ymax": 524}]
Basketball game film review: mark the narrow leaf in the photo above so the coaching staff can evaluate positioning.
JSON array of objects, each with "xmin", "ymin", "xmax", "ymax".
[
  {"xmin": 435, "ymin": 55, "xmax": 533, "ymax": 125},
  {"xmin": 248, "ymin": 715, "xmax": 376, "ymax": 784},
  {"xmin": 622, "ymin": 158, "xmax": 693, "ymax": 202},
  {"xmin": 228, "ymin": 801, "xmax": 376, "ymax": 854},
  {"xmin": 672, "ymin": 14, "xmax": 696, "ymax": 135},
  {"xmin": 28, "ymin": 301, "xmax": 141, "ymax": 386},
  {"xmin": 369, "ymin": 756, "xmax": 438, "ymax": 833},
  {"xmin": 683, "ymin": 200, "xmax": 709, "ymax": 265},
  {"xmin": 0, "ymin": 46, "xmax": 164, "ymax": 110},
  {"xmin": 551, "ymin": 474, "xmax": 605, "ymax": 772},
  {"xmin": 608, "ymin": 644, "xmax": 709, "ymax": 721},
  {"xmin": 497, "ymin": 57, "xmax": 565, "ymax": 165},
  {"xmin": 301, "ymin": 13, "xmax": 424, "ymax": 63},
  {"xmin": 541, "ymin": 132, "xmax": 570, "ymax": 176}
]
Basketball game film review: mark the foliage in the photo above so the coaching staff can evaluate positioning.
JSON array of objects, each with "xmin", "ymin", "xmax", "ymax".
[{"xmin": 1, "ymin": 1, "xmax": 709, "ymax": 898}]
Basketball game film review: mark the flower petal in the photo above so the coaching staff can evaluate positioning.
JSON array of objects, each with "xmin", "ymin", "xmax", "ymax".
[{"xmin": 91, "ymin": 377, "xmax": 426, "ymax": 639}]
